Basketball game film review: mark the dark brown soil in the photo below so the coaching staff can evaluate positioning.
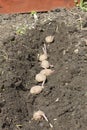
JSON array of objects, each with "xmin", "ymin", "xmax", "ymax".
[{"xmin": 0, "ymin": 8, "xmax": 87, "ymax": 130}]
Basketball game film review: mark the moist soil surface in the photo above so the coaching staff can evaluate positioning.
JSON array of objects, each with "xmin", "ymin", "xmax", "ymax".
[{"xmin": 0, "ymin": 8, "xmax": 87, "ymax": 130}]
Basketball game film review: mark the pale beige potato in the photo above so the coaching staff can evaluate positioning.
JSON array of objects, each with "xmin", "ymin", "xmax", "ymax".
[
  {"xmin": 39, "ymin": 54, "xmax": 47, "ymax": 61},
  {"xmin": 33, "ymin": 110, "xmax": 45, "ymax": 120},
  {"xmin": 45, "ymin": 35, "xmax": 54, "ymax": 43},
  {"xmin": 35, "ymin": 73, "xmax": 46, "ymax": 82},
  {"xmin": 30, "ymin": 86, "xmax": 43, "ymax": 94},
  {"xmin": 40, "ymin": 69, "xmax": 54, "ymax": 76},
  {"xmin": 41, "ymin": 60, "xmax": 50, "ymax": 69}
]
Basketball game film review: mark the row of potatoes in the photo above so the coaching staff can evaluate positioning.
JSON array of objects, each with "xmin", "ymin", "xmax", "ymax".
[
  {"xmin": 29, "ymin": 35, "xmax": 54, "ymax": 128},
  {"xmin": 30, "ymin": 36, "xmax": 54, "ymax": 94}
]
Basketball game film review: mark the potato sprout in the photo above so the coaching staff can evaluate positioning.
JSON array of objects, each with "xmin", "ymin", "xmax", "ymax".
[
  {"xmin": 33, "ymin": 110, "xmax": 53, "ymax": 128},
  {"xmin": 30, "ymin": 85, "xmax": 44, "ymax": 94},
  {"xmin": 45, "ymin": 35, "xmax": 54, "ymax": 43},
  {"xmin": 40, "ymin": 69, "xmax": 54, "ymax": 76},
  {"xmin": 39, "ymin": 44, "xmax": 48, "ymax": 61},
  {"xmin": 41, "ymin": 60, "xmax": 50, "ymax": 69}
]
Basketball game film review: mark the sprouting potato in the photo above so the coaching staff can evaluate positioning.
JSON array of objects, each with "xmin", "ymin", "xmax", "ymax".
[
  {"xmin": 33, "ymin": 110, "xmax": 48, "ymax": 121},
  {"xmin": 41, "ymin": 60, "xmax": 50, "ymax": 69},
  {"xmin": 32, "ymin": 110, "xmax": 53, "ymax": 128},
  {"xmin": 35, "ymin": 73, "xmax": 46, "ymax": 84},
  {"xmin": 39, "ymin": 44, "xmax": 48, "ymax": 61},
  {"xmin": 30, "ymin": 85, "xmax": 44, "ymax": 94},
  {"xmin": 39, "ymin": 54, "xmax": 47, "ymax": 61},
  {"xmin": 45, "ymin": 35, "xmax": 54, "ymax": 43},
  {"xmin": 40, "ymin": 69, "xmax": 54, "ymax": 76}
]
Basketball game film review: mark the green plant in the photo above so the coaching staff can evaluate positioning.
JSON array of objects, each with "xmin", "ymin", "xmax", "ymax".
[
  {"xmin": 80, "ymin": 0, "xmax": 87, "ymax": 11},
  {"xmin": 16, "ymin": 25, "xmax": 27, "ymax": 35},
  {"xmin": 31, "ymin": 11, "xmax": 38, "ymax": 21},
  {"xmin": 31, "ymin": 11, "xmax": 37, "ymax": 15},
  {"xmin": 74, "ymin": 0, "xmax": 87, "ymax": 11}
]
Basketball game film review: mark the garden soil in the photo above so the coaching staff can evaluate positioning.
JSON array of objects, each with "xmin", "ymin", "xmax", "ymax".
[{"xmin": 0, "ymin": 8, "xmax": 87, "ymax": 130}]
